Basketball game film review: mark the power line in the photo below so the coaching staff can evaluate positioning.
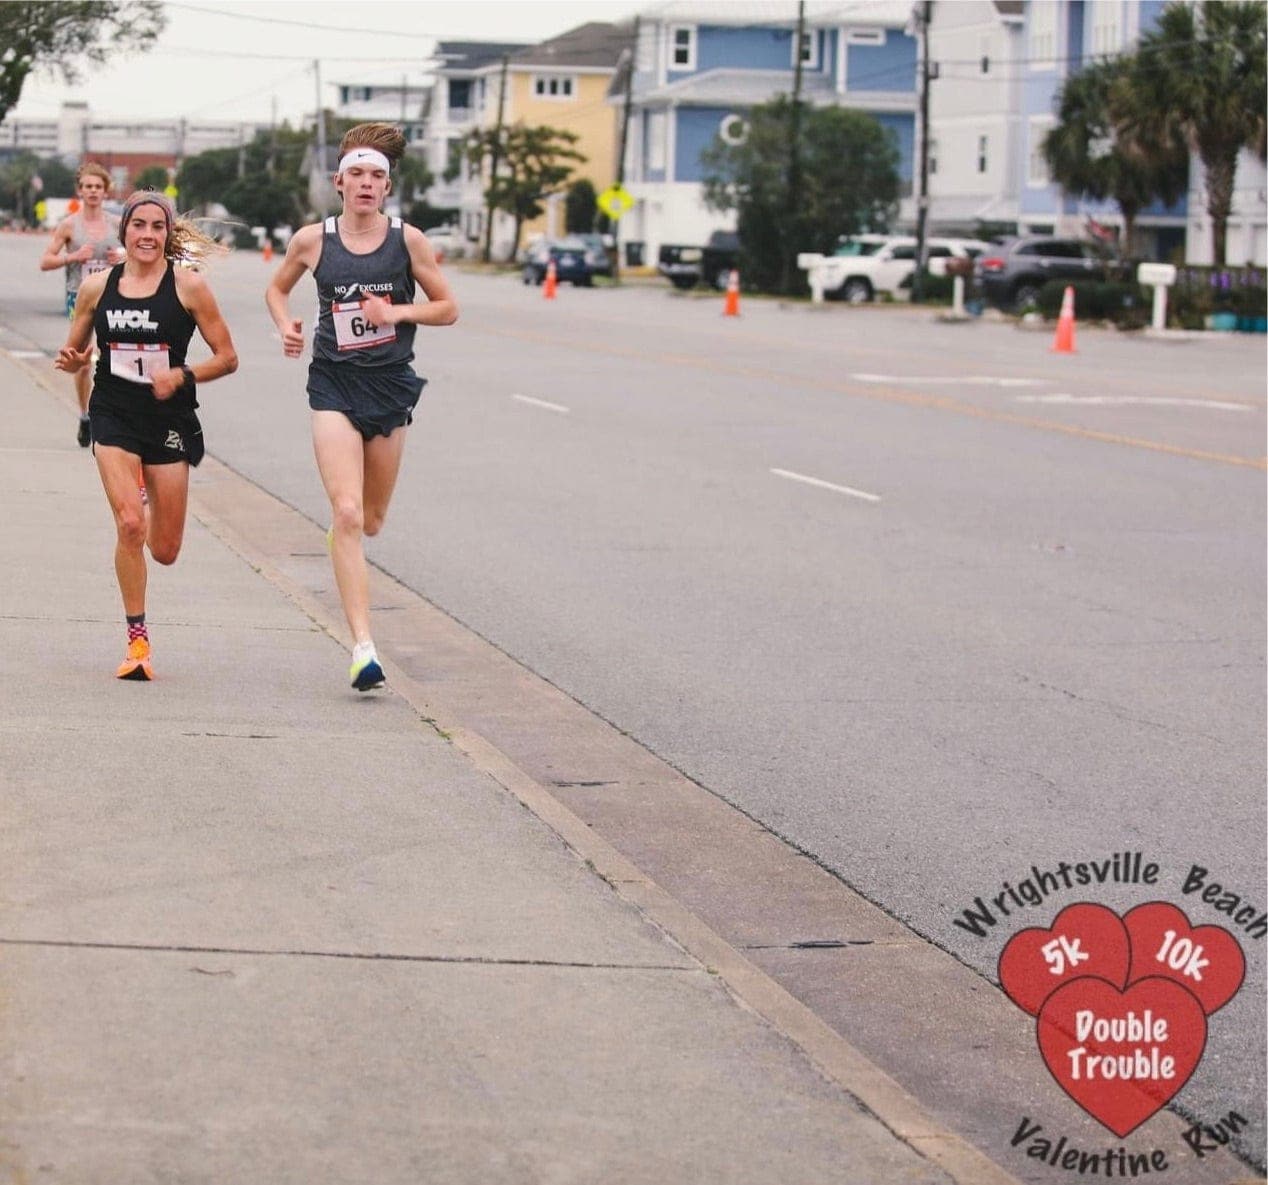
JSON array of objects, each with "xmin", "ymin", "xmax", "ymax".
[{"xmin": 166, "ymin": 2, "xmax": 443, "ymax": 39}]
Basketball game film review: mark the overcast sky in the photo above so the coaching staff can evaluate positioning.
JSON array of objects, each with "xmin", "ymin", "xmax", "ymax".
[{"xmin": 11, "ymin": 1, "xmax": 641, "ymax": 127}]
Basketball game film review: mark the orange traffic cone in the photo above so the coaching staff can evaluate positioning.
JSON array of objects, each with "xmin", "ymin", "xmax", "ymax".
[
  {"xmin": 722, "ymin": 269, "xmax": 740, "ymax": 317},
  {"xmin": 543, "ymin": 259, "xmax": 558, "ymax": 300},
  {"xmin": 1051, "ymin": 285, "xmax": 1076, "ymax": 353},
  {"xmin": 262, "ymin": 238, "xmax": 274, "ymax": 262}
]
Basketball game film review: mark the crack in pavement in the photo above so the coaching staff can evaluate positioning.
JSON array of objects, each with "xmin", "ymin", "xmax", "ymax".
[{"xmin": 0, "ymin": 937, "xmax": 692, "ymax": 972}]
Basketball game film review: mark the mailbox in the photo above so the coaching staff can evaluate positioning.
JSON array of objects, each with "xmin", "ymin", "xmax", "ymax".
[
  {"xmin": 1136, "ymin": 262, "xmax": 1178, "ymax": 331},
  {"xmin": 1136, "ymin": 262, "xmax": 1177, "ymax": 287}
]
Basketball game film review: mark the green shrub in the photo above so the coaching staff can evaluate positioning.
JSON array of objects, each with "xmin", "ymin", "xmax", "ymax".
[
  {"xmin": 1036, "ymin": 280, "xmax": 1145, "ymax": 323},
  {"xmin": 908, "ymin": 270, "xmax": 954, "ymax": 304}
]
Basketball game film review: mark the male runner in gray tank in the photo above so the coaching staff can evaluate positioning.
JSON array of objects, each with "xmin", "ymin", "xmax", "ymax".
[
  {"xmin": 40, "ymin": 162, "xmax": 124, "ymax": 446},
  {"xmin": 266, "ymin": 122, "xmax": 457, "ymax": 692}
]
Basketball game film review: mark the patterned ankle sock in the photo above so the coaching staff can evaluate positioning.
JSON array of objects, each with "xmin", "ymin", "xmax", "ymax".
[{"xmin": 126, "ymin": 614, "xmax": 148, "ymax": 643}]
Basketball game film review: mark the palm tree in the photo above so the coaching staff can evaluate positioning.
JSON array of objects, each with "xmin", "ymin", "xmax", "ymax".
[
  {"xmin": 1043, "ymin": 58, "xmax": 1189, "ymax": 258},
  {"xmin": 1114, "ymin": 0, "xmax": 1267, "ymax": 266}
]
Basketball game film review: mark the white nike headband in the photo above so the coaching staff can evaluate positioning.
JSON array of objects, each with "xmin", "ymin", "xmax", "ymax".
[{"xmin": 337, "ymin": 148, "xmax": 391, "ymax": 175}]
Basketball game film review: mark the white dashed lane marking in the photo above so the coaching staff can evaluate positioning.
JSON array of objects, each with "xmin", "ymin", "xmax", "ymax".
[
  {"xmin": 851, "ymin": 373, "xmax": 1047, "ymax": 387},
  {"xmin": 1016, "ymin": 394, "xmax": 1254, "ymax": 412},
  {"xmin": 770, "ymin": 468, "xmax": 881, "ymax": 503},
  {"xmin": 512, "ymin": 394, "xmax": 570, "ymax": 414}
]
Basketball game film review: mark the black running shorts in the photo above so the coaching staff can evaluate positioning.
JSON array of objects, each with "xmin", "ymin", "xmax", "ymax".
[
  {"xmin": 307, "ymin": 359, "xmax": 425, "ymax": 441},
  {"xmin": 90, "ymin": 404, "xmax": 205, "ymax": 466}
]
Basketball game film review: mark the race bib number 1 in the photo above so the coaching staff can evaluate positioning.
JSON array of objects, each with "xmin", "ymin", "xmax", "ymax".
[
  {"xmin": 109, "ymin": 342, "xmax": 170, "ymax": 385},
  {"xmin": 332, "ymin": 297, "xmax": 396, "ymax": 351}
]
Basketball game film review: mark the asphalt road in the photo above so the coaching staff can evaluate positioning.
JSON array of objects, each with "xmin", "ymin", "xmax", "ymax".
[{"xmin": 4, "ymin": 236, "xmax": 1265, "ymax": 1165}]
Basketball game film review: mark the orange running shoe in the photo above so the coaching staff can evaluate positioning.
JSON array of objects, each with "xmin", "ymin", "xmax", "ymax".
[{"xmin": 115, "ymin": 636, "xmax": 153, "ymax": 681}]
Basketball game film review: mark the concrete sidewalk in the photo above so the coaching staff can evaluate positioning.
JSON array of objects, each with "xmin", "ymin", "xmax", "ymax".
[{"xmin": 0, "ymin": 348, "xmax": 987, "ymax": 1184}]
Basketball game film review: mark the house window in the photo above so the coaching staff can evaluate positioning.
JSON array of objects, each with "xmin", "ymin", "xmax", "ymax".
[
  {"xmin": 794, "ymin": 29, "xmax": 819, "ymax": 68},
  {"xmin": 647, "ymin": 110, "xmax": 666, "ymax": 170},
  {"xmin": 846, "ymin": 29, "xmax": 886, "ymax": 46},
  {"xmin": 1089, "ymin": 0, "xmax": 1121, "ymax": 57},
  {"xmin": 669, "ymin": 25, "xmax": 696, "ymax": 69},
  {"xmin": 448, "ymin": 78, "xmax": 472, "ymax": 111},
  {"xmin": 1029, "ymin": 3, "xmax": 1056, "ymax": 67},
  {"xmin": 928, "ymin": 138, "xmax": 938, "ymax": 175},
  {"xmin": 977, "ymin": 134, "xmax": 989, "ymax": 174},
  {"xmin": 1028, "ymin": 118, "xmax": 1054, "ymax": 185},
  {"xmin": 533, "ymin": 75, "xmax": 576, "ymax": 99}
]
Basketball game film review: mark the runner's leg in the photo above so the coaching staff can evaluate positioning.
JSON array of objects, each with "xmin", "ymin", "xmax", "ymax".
[
  {"xmin": 312, "ymin": 409, "xmax": 372, "ymax": 644},
  {"xmin": 142, "ymin": 460, "xmax": 190, "ymax": 566},
  {"xmin": 362, "ymin": 424, "xmax": 408, "ymax": 537},
  {"xmin": 96, "ymin": 444, "xmax": 148, "ymax": 616}
]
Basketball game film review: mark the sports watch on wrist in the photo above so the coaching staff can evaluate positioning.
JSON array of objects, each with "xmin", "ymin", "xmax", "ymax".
[{"xmin": 179, "ymin": 365, "xmax": 196, "ymax": 389}]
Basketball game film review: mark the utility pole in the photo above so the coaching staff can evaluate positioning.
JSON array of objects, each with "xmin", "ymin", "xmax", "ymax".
[
  {"xmin": 314, "ymin": 59, "xmax": 328, "ymax": 176},
  {"xmin": 481, "ymin": 54, "xmax": 509, "ymax": 263},
  {"xmin": 911, "ymin": 0, "xmax": 933, "ymax": 303},
  {"xmin": 782, "ymin": 0, "xmax": 806, "ymax": 294},
  {"xmin": 269, "ymin": 94, "xmax": 277, "ymax": 178},
  {"xmin": 613, "ymin": 16, "xmax": 639, "ymax": 285}
]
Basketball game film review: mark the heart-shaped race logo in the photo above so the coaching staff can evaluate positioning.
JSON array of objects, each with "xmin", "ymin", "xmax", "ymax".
[
  {"xmin": 999, "ymin": 903, "xmax": 1130, "ymax": 1016},
  {"xmin": 1037, "ymin": 976, "xmax": 1207, "ymax": 1137},
  {"xmin": 1123, "ymin": 902, "xmax": 1246, "ymax": 1016}
]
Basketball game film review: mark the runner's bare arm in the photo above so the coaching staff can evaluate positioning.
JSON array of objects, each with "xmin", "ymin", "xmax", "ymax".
[
  {"xmin": 152, "ymin": 271, "xmax": 239, "ymax": 399},
  {"xmin": 53, "ymin": 270, "xmax": 108, "ymax": 371},
  {"xmin": 265, "ymin": 224, "xmax": 321, "ymax": 357},
  {"xmin": 39, "ymin": 219, "xmax": 89, "ymax": 271},
  {"xmin": 363, "ymin": 226, "xmax": 458, "ymax": 329}
]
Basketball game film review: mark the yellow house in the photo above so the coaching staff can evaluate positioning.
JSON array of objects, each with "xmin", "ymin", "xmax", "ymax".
[{"xmin": 476, "ymin": 22, "xmax": 631, "ymax": 257}]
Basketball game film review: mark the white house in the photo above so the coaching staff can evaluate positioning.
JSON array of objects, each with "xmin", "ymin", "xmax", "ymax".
[
  {"xmin": 924, "ymin": 1, "xmax": 1026, "ymax": 234},
  {"xmin": 419, "ymin": 40, "xmax": 530, "ymax": 237}
]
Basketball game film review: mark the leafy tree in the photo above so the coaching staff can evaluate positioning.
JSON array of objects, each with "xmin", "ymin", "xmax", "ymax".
[
  {"xmin": 0, "ymin": 2, "xmax": 165, "ymax": 126},
  {"xmin": 0, "ymin": 152, "xmax": 41, "ymax": 222},
  {"xmin": 565, "ymin": 177, "xmax": 597, "ymax": 233},
  {"xmin": 392, "ymin": 152, "xmax": 433, "ymax": 208},
  {"xmin": 702, "ymin": 96, "xmax": 900, "ymax": 294},
  {"xmin": 462, "ymin": 122, "xmax": 586, "ymax": 258},
  {"xmin": 32, "ymin": 156, "xmax": 77, "ymax": 198},
  {"xmin": 133, "ymin": 165, "xmax": 171, "ymax": 192},
  {"xmin": 1043, "ymin": 58, "xmax": 1188, "ymax": 257},
  {"xmin": 177, "ymin": 127, "xmax": 311, "ymax": 228},
  {"xmin": 223, "ymin": 173, "xmax": 302, "ymax": 232},
  {"xmin": 1114, "ymin": 0, "xmax": 1266, "ymax": 265},
  {"xmin": 176, "ymin": 148, "xmax": 238, "ymax": 209}
]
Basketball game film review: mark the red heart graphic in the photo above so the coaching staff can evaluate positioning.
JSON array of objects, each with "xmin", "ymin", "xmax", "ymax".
[
  {"xmin": 999, "ymin": 903, "xmax": 1130, "ymax": 1016},
  {"xmin": 1123, "ymin": 902, "xmax": 1246, "ymax": 1016},
  {"xmin": 1037, "ymin": 976, "xmax": 1207, "ymax": 1137}
]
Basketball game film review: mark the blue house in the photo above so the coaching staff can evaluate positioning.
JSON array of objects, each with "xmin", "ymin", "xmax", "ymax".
[
  {"xmin": 1016, "ymin": 0, "xmax": 1188, "ymax": 260},
  {"xmin": 618, "ymin": 2, "xmax": 919, "ymax": 265}
]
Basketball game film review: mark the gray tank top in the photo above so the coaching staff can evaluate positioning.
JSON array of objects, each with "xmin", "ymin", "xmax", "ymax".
[
  {"xmin": 66, "ymin": 210, "xmax": 119, "ymax": 293},
  {"xmin": 311, "ymin": 216, "xmax": 417, "ymax": 369}
]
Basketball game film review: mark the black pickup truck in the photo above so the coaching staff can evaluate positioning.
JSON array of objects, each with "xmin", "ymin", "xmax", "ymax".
[{"xmin": 657, "ymin": 230, "xmax": 740, "ymax": 290}]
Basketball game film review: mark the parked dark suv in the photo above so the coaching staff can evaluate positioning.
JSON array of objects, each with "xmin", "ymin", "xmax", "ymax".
[{"xmin": 976, "ymin": 237, "xmax": 1112, "ymax": 310}]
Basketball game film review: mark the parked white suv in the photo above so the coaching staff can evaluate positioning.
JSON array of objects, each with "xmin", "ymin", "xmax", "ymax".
[{"xmin": 820, "ymin": 236, "xmax": 992, "ymax": 303}]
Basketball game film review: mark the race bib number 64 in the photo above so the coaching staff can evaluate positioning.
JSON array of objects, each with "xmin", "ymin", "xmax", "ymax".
[{"xmin": 332, "ymin": 296, "xmax": 396, "ymax": 351}]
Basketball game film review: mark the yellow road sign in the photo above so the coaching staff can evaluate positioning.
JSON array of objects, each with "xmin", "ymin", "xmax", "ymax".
[{"xmin": 597, "ymin": 184, "xmax": 635, "ymax": 220}]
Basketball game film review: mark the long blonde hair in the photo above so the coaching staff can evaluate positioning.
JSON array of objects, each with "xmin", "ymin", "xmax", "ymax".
[{"xmin": 119, "ymin": 190, "xmax": 227, "ymax": 268}]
